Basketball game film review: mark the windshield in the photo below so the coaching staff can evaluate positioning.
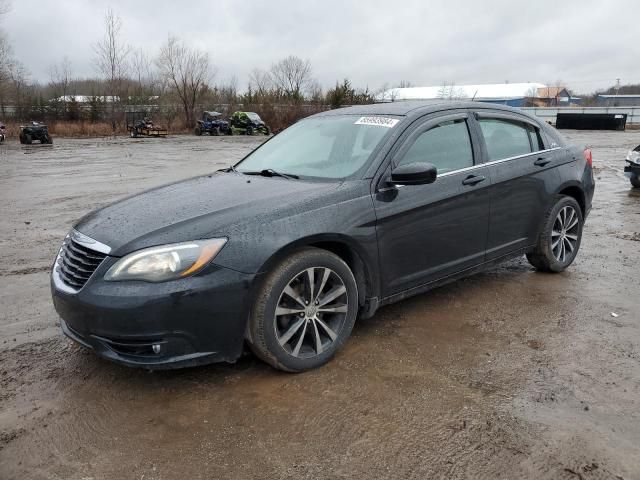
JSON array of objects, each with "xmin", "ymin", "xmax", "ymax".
[
  {"xmin": 236, "ymin": 115, "xmax": 398, "ymax": 180},
  {"xmin": 246, "ymin": 112, "xmax": 262, "ymax": 121}
]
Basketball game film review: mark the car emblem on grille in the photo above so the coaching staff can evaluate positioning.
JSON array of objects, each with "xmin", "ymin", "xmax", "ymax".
[{"xmin": 71, "ymin": 230, "xmax": 96, "ymax": 244}]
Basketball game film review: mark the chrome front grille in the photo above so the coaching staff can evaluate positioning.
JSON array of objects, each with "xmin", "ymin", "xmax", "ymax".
[{"xmin": 55, "ymin": 236, "xmax": 107, "ymax": 290}]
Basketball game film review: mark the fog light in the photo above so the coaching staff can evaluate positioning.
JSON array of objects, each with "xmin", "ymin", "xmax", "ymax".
[{"xmin": 152, "ymin": 344, "xmax": 161, "ymax": 354}]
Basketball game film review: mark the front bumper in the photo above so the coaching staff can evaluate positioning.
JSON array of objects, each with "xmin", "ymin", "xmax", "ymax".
[
  {"xmin": 51, "ymin": 259, "xmax": 257, "ymax": 369},
  {"xmin": 624, "ymin": 162, "xmax": 640, "ymax": 178}
]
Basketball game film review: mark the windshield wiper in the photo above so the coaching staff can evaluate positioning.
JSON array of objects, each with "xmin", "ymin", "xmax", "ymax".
[{"xmin": 242, "ymin": 169, "xmax": 299, "ymax": 180}]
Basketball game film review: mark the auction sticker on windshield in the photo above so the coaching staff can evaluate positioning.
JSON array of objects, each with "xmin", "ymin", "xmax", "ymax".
[{"xmin": 354, "ymin": 116, "xmax": 399, "ymax": 128}]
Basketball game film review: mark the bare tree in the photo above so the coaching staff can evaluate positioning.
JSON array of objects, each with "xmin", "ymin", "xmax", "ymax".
[
  {"xmin": 93, "ymin": 8, "xmax": 130, "ymax": 128},
  {"xmin": 396, "ymin": 80, "xmax": 413, "ymax": 88},
  {"xmin": 49, "ymin": 57, "xmax": 72, "ymax": 99},
  {"xmin": 0, "ymin": 2, "xmax": 14, "ymax": 109},
  {"xmin": 156, "ymin": 35, "xmax": 211, "ymax": 128},
  {"xmin": 248, "ymin": 68, "xmax": 272, "ymax": 97},
  {"xmin": 375, "ymin": 83, "xmax": 398, "ymax": 102},
  {"xmin": 130, "ymin": 48, "xmax": 157, "ymax": 100},
  {"xmin": 269, "ymin": 55, "xmax": 312, "ymax": 101}
]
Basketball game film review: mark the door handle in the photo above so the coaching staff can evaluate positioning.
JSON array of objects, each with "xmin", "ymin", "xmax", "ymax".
[
  {"xmin": 534, "ymin": 157, "xmax": 551, "ymax": 167},
  {"xmin": 462, "ymin": 175, "xmax": 486, "ymax": 186}
]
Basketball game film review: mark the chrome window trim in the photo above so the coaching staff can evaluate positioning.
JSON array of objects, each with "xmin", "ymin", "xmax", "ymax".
[
  {"xmin": 437, "ymin": 147, "xmax": 562, "ymax": 178},
  {"xmin": 482, "ymin": 146, "xmax": 562, "ymax": 167}
]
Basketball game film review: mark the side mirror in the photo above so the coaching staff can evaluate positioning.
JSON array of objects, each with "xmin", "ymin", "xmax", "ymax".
[{"xmin": 390, "ymin": 162, "xmax": 437, "ymax": 186}]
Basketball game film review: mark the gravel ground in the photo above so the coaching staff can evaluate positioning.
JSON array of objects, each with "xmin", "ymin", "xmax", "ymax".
[{"xmin": 0, "ymin": 131, "xmax": 638, "ymax": 479}]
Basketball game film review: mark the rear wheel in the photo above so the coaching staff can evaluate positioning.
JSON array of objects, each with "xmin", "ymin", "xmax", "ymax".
[
  {"xmin": 194, "ymin": 126, "xmax": 202, "ymax": 136},
  {"xmin": 246, "ymin": 126, "xmax": 253, "ymax": 136},
  {"xmin": 630, "ymin": 174, "xmax": 640, "ymax": 188},
  {"xmin": 247, "ymin": 248, "xmax": 358, "ymax": 372},
  {"xmin": 23, "ymin": 133, "xmax": 32, "ymax": 145},
  {"xmin": 526, "ymin": 196, "xmax": 583, "ymax": 272}
]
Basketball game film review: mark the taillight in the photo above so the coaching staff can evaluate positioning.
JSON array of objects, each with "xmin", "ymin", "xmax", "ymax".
[{"xmin": 583, "ymin": 148, "xmax": 593, "ymax": 167}]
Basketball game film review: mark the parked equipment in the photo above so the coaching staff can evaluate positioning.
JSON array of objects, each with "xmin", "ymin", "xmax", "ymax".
[
  {"xmin": 230, "ymin": 111, "xmax": 270, "ymax": 135},
  {"xmin": 19, "ymin": 122, "xmax": 53, "ymax": 144},
  {"xmin": 195, "ymin": 111, "xmax": 232, "ymax": 136},
  {"xmin": 126, "ymin": 112, "xmax": 167, "ymax": 138},
  {"xmin": 625, "ymin": 144, "xmax": 640, "ymax": 188}
]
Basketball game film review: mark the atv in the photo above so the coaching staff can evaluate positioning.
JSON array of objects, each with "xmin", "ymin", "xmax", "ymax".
[
  {"xmin": 0, "ymin": 123, "xmax": 5, "ymax": 144},
  {"xmin": 624, "ymin": 144, "xmax": 640, "ymax": 188},
  {"xmin": 19, "ymin": 122, "xmax": 53, "ymax": 144},
  {"xmin": 195, "ymin": 111, "xmax": 232, "ymax": 136},
  {"xmin": 229, "ymin": 111, "xmax": 270, "ymax": 136}
]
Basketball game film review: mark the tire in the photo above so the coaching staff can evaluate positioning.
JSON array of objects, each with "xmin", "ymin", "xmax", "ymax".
[
  {"xmin": 42, "ymin": 134, "xmax": 52, "ymax": 144},
  {"xmin": 264, "ymin": 127, "xmax": 270, "ymax": 136},
  {"xmin": 194, "ymin": 126, "xmax": 202, "ymax": 136},
  {"xmin": 23, "ymin": 133, "xmax": 32, "ymax": 145},
  {"xmin": 19, "ymin": 134, "xmax": 25, "ymax": 144},
  {"xmin": 247, "ymin": 247, "xmax": 358, "ymax": 372},
  {"xmin": 630, "ymin": 174, "xmax": 640, "ymax": 188},
  {"xmin": 526, "ymin": 196, "xmax": 583, "ymax": 273},
  {"xmin": 213, "ymin": 127, "xmax": 220, "ymax": 136},
  {"xmin": 246, "ymin": 127, "xmax": 253, "ymax": 136}
]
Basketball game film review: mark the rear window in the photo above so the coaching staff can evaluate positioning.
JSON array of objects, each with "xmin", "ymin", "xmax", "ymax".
[{"xmin": 479, "ymin": 118, "xmax": 533, "ymax": 161}]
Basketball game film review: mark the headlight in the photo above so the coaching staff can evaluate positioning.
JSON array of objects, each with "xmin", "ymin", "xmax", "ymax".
[
  {"xmin": 104, "ymin": 238, "xmax": 227, "ymax": 282},
  {"xmin": 626, "ymin": 150, "xmax": 640, "ymax": 164}
]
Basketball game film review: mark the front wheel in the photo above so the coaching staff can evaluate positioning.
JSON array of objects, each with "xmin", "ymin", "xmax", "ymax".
[
  {"xmin": 526, "ymin": 196, "xmax": 583, "ymax": 272},
  {"xmin": 247, "ymin": 248, "xmax": 358, "ymax": 372},
  {"xmin": 630, "ymin": 173, "xmax": 640, "ymax": 188}
]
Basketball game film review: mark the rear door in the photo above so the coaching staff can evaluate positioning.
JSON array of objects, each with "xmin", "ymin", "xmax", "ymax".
[
  {"xmin": 373, "ymin": 112, "xmax": 491, "ymax": 296},
  {"xmin": 473, "ymin": 112, "xmax": 561, "ymax": 260}
]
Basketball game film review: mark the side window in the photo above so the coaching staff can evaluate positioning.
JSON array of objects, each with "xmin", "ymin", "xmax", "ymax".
[
  {"xmin": 397, "ymin": 119, "xmax": 474, "ymax": 174},
  {"xmin": 478, "ymin": 118, "xmax": 533, "ymax": 161},
  {"xmin": 526, "ymin": 124, "xmax": 545, "ymax": 151}
]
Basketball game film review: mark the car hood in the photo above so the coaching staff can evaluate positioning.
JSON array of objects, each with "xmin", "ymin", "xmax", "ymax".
[{"xmin": 75, "ymin": 172, "xmax": 339, "ymax": 256}]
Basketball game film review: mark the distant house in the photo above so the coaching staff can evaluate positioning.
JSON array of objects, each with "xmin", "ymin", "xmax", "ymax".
[
  {"xmin": 534, "ymin": 87, "xmax": 581, "ymax": 106},
  {"xmin": 596, "ymin": 94, "xmax": 640, "ymax": 107},
  {"xmin": 376, "ymin": 83, "xmax": 580, "ymax": 107}
]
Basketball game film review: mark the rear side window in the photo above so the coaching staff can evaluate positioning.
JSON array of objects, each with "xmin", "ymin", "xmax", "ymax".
[
  {"xmin": 397, "ymin": 119, "xmax": 474, "ymax": 174},
  {"xmin": 478, "ymin": 118, "xmax": 533, "ymax": 161}
]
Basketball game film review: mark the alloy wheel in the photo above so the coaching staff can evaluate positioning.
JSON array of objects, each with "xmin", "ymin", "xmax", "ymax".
[
  {"xmin": 274, "ymin": 267, "xmax": 349, "ymax": 359},
  {"xmin": 551, "ymin": 205, "xmax": 579, "ymax": 262}
]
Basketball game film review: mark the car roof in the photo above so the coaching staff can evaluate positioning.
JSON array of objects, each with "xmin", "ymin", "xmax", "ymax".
[{"xmin": 312, "ymin": 100, "xmax": 539, "ymax": 121}]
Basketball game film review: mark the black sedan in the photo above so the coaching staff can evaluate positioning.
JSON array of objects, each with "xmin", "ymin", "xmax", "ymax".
[{"xmin": 51, "ymin": 101, "xmax": 595, "ymax": 372}]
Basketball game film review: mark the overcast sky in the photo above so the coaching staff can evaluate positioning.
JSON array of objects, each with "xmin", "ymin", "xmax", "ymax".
[{"xmin": 3, "ymin": 0, "xmax": 639, "ymax": 94}]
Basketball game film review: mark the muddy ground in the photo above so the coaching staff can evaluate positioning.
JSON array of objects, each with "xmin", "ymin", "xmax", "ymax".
[{"xmin": 0, "ymin": 131, "xmax": 638, "ymax": 479}]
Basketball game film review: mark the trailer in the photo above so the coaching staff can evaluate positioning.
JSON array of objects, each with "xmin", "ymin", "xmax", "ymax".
[{"xmin": 126, "ymin": 112, "xmax": 167, "ymax": 138}]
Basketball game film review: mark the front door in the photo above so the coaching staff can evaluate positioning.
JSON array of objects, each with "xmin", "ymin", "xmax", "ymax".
[{"xmin": 373, "ymin": 113, "xmax": 491, "ymax": 297}]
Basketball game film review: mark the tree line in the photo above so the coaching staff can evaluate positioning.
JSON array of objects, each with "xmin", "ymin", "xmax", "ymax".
[{"xmin": 0, "ymin": 8, "xmax": 381, "ymax": 132}]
